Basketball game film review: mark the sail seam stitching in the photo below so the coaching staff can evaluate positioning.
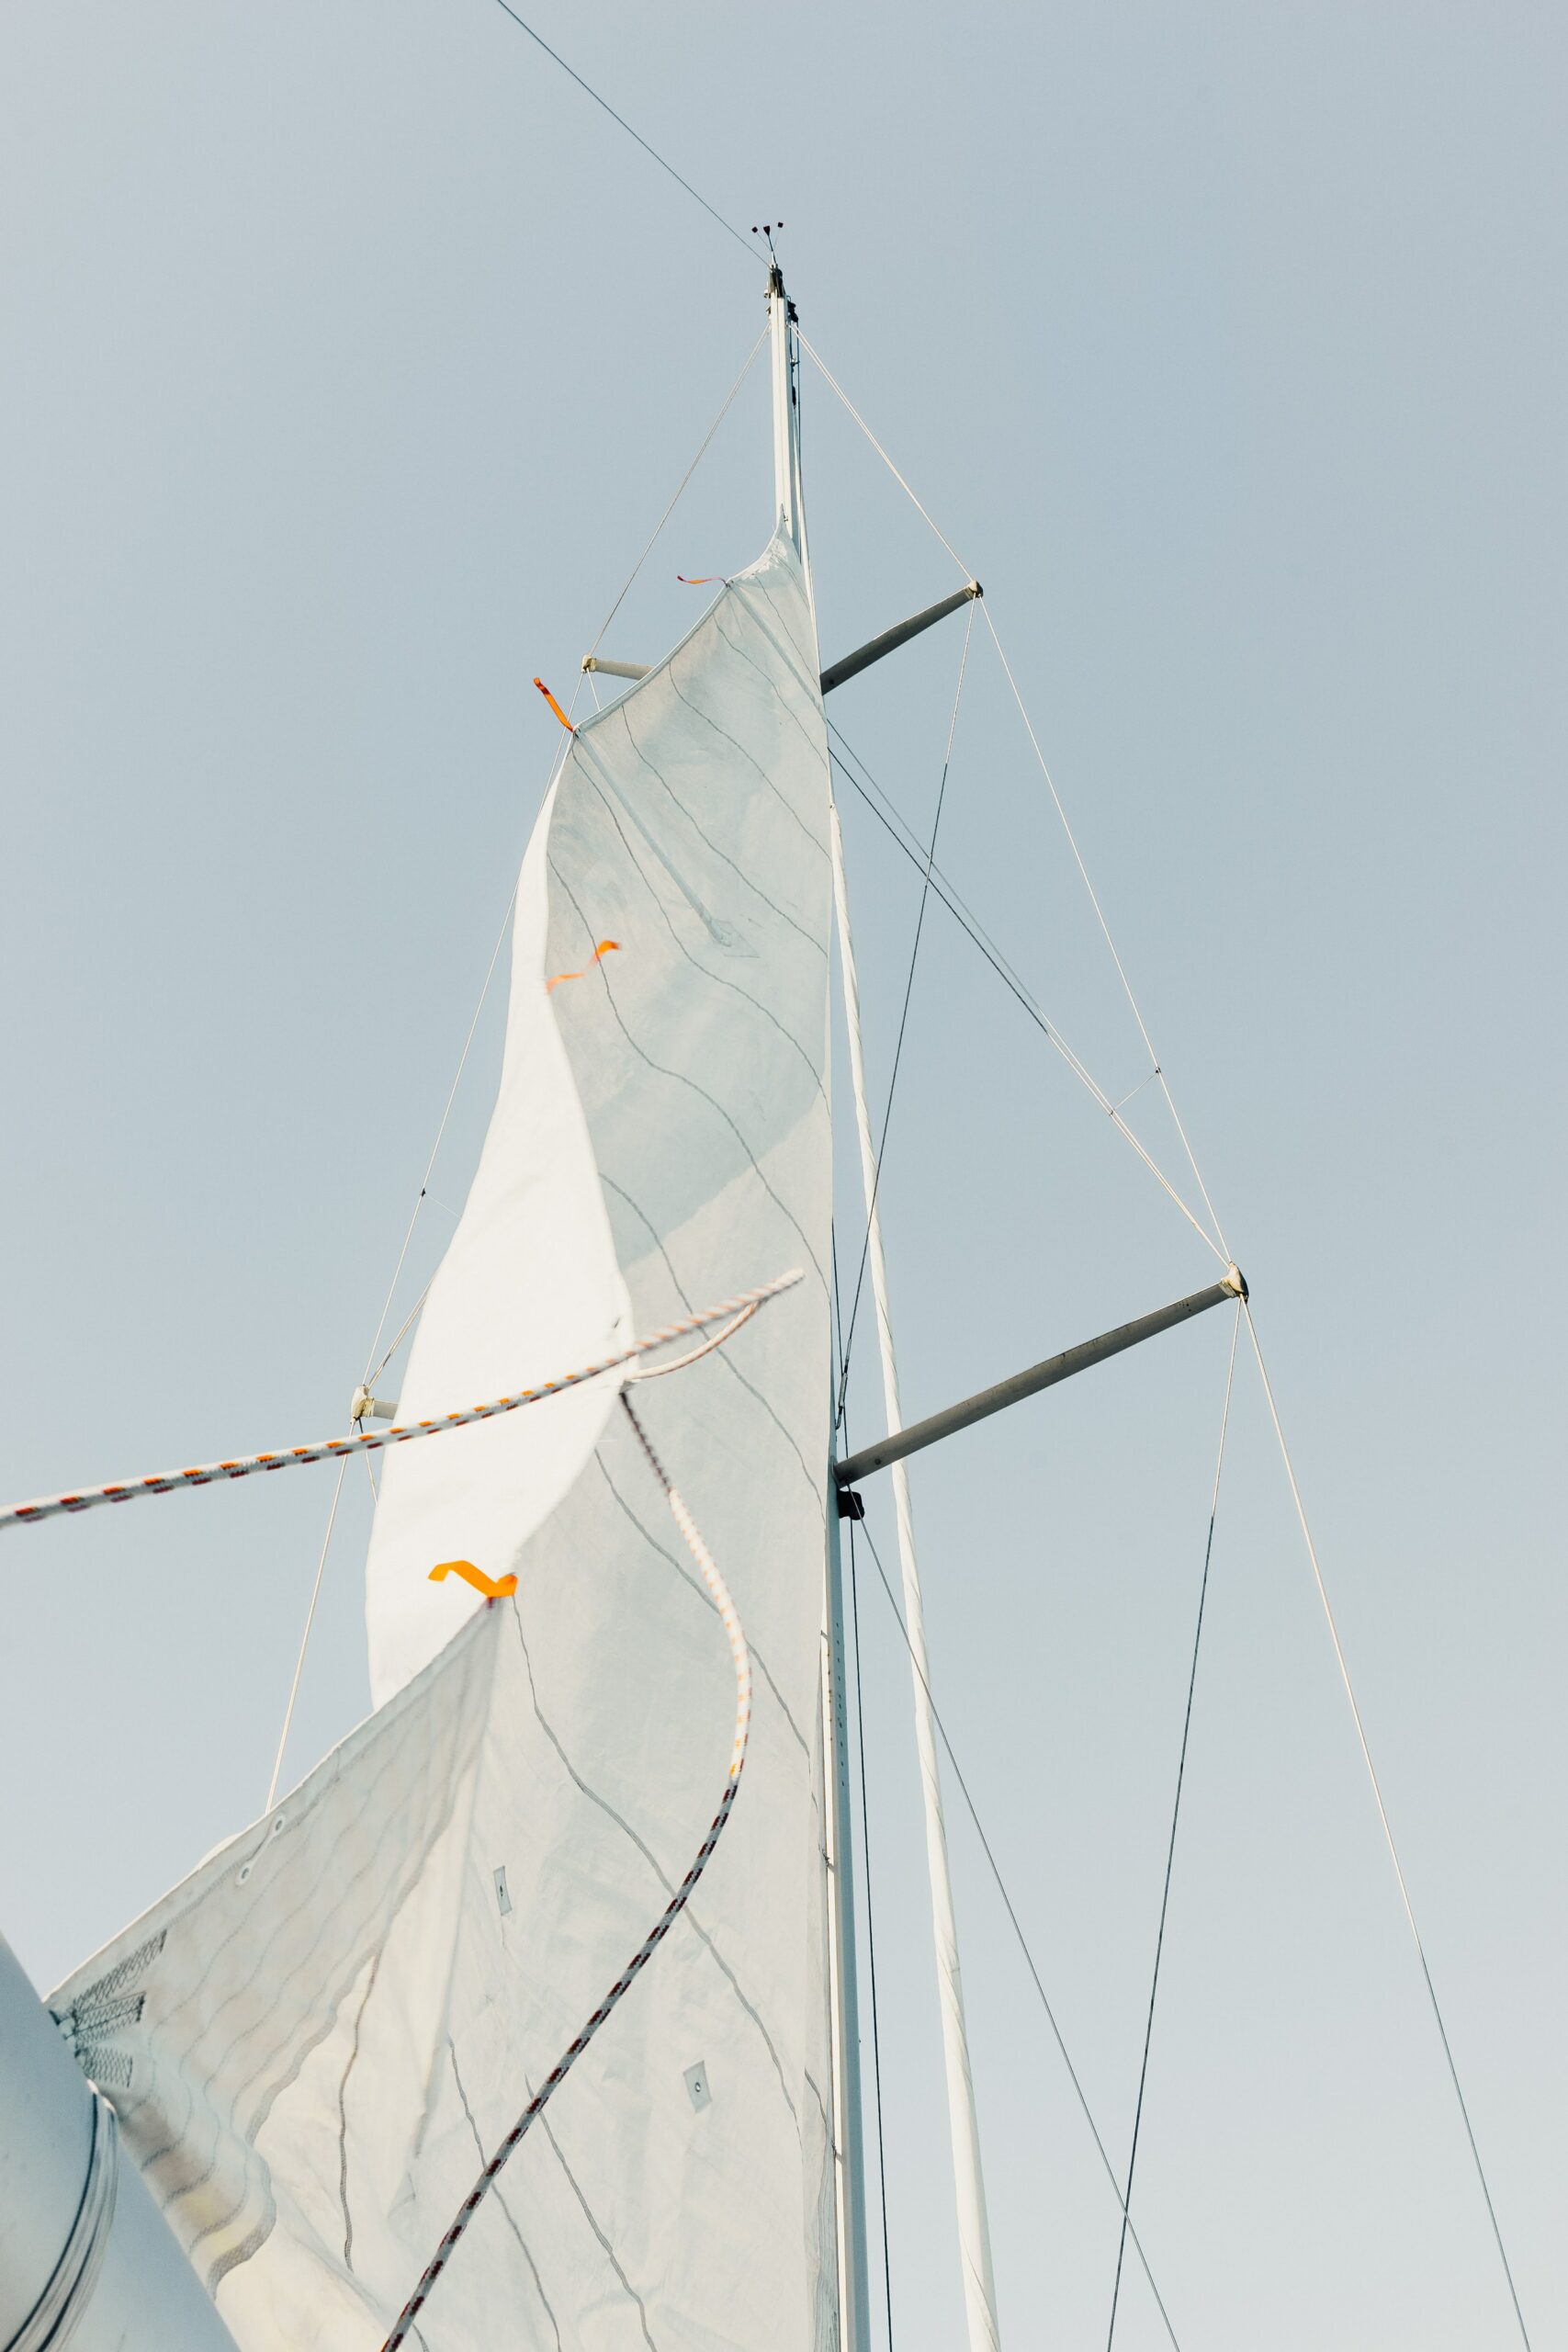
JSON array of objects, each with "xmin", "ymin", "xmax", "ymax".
[
  {"xmin": 562, "ymin": 774, "xmax": 829, "ymax": 1102},
  {"xmin": 546, "ymin": 865, "xmax": 831, "ymax": 1303},
  {"xmin": 377, "ymin": 1390, "xmax": 754, "ymax": 2349}
]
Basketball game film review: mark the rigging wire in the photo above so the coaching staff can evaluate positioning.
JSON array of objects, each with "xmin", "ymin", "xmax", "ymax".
[
  {"xmin": 855, "ymin": 1517, "xmax": 1185, "ymax": 2352},
  {"xmin": 829, "ymin": 1221, "xmax": 846, "ymax": 1398},
  {"xmin": 848, "ymin": 1512, "xmax": 898, "ymax": 2352},
  {"xmin": 227, "ymin": 202, "xmax": 1524, "ymax": 2342},
  {"xmin": 367, "ymin": 1275, "xmax": 435, "ymax": 1392},
  {"xmin": 364, "ymin": 323, "xmax": 767, "ymax": 1395},
  {"xmin": 834, "ymin": 1204, "xmax": 897, "ymax": 2347},
  {"xmin": 827, "ymin": 725, "xmax": 1226, "ymax": 1267},
  {"xmin": 265, "ymin": 1456, "xmax": 349, "ymax": 1812},
  {"xmin": 809, "ymin": 328, "xmax": 1532, "ymax": 2349},
  {"xmin": 835, "ymin": 605, "xmax": 976, "ymax": 1419},
  {"xmin": 1104, "ymin": 1306, "xmax": 1240, "ymax": 2351},
  {"xmin": 802, "ymin": 334, "xmax": 1231, "ymax": 1263},
  {"xmin": 356, "ymin": 864, "xmax": 536, "ymax": 1389},
  {"xmin": 797, "ymin": 336, "xmax": 976, "ymax": 582},
  {"xmin": 265, "ymin": 334, "xmax": 768, "ymax": 1777},
  {"xmin": 480, "ymin": 0, "xmax": 760, "ymax": 264},
  {"xmin": 586, "ymin": 328, "xmax": 768, "ymax": 663},
  {"xmin": 1244, "ymin": 1304, "xmax": 1535, "ymax": 2352},
  {"xmin": 269, "ymin": 806, "xmax": 553, "ymax": 1799},
  {"xmin": 979, "ymin": 610, "xmax": 1231, "ymax": 1262}
]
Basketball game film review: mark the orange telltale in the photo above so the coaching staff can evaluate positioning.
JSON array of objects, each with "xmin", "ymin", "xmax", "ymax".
[
  {"xmin": 545, "ymin": 939, "xmax": 620, "ymax": 993},
  {"xmin": 429, "ymin": 1559, "xmax": 518, "ymax": 1600},
  {"xmin": 533, "ymin": 677, "xmax": 574, "ymax": 731}
]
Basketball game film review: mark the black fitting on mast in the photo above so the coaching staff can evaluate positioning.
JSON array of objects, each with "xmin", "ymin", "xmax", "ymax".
[{"xmin": 752, "ymin": 220, "xmax": 787, "ymax": 295}]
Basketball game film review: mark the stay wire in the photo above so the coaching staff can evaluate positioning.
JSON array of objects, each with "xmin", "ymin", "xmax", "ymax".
[
  {"xmin": 643, "ymin": 346, "xmax": 1519, "ymax": 2340},
  {"xmin": 857, "ymin": 1518, "xmax": 1185, "ymax": 2352},
  {"xmin": 357, "ymin": 861, "xmax": 531, "ymax": 1388},
  {"xmin": 480, "ymin": 0, "xmax": 760, "ymax": 264},
  {"xmin": 277, "ymin": 325, "xmax": 759, "ymax": 1788},
  {"xmin": 980, "ymin": 609, "xmax": 1230, "ymax": 1262},
  {"xmin": 847, "ymin": 1509, "xmax": 897, "ymax": 2352},
  {"xmin": 265, "ymin": 1455, "xmax": 349, "ymax": 1812},
  {"xmin": 831, "ymin": 1216, "xmax": 895, "ymax": 2341},
  {"xmin": 835, "ymin": 606, "xmax": 975, "ymax": 1421},
  {"xmin": 829, "ymin": 1220, "xmax": 846, "ymax": 1392},
  {"xmin": 367, "ymin": 320, "xmax": 763, "ymax": 1391},
  {"xmin": 1244, "ymin": 1304, "xmax": 1534, "ymax": 2352},
  {"xmin": 276, "ymin": 337, "xmax": 765, "ymax": 1771},
  {"xmin": 801, "ymin": 332, "xmax": 1231, "ymax": 1265},
  {"xmin": 796, "ymin": 336, "xmax": 975, "ymax": 582},
  {"xmin": 274, "ymin": 842, "xmax": 547, "ymax": 1800},
  {"xmin": 587, "ymin": 328, "xmax": 768, "ymax": 663},
  {"xmin": 1104, "ymin": 1306, "xmax": 1240, "ymax": 2351},
  {"xmin": 828, "ymin": 724, "xmax": 1225, "ymax": 1269},
  {"xmin": 368, "ymin": 1276, "xmax": 435, "ymax": 1392}
]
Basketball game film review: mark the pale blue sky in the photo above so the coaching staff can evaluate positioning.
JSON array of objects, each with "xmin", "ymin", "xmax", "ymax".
[{"xmin": 1, "ymin": 5, "xmax": 1563, "ymax": 2347}]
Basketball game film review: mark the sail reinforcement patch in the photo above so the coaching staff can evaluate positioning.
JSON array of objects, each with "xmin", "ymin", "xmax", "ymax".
[{"xmin": 684, "ymin": 2061, "xmax": 712, "ymax": 2111}]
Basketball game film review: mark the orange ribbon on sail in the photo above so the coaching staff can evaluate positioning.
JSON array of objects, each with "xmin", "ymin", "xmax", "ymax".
[
  {"xmin": 533, "ymin": 676, "xmax": 574, "ymax": 731},
  {"xmin": 546, "ymin": 939, "xmax": 620, "ymax": 993},
  {"xmin": 429, "ymin": 1559, "xmax": 517, "ymax": 1600}
]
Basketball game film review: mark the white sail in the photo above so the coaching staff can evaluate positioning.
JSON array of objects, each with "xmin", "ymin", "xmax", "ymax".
[
  {"xmin": 361, "ymin": 742, "xmax": 631, "ymax": 1707},
  {"xmin": 51, "ymin": 526, "xmax": 840, "ymax": 2348},
  {"xmin": 47, "ymin": 1607, "xmax": 499, "ymax": 2343}
]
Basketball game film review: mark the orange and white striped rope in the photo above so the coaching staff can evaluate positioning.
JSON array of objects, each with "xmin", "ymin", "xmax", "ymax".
[
  {"xmin": 378, "ymin": 1385, "xmax": 751, "ymax": 2349},
  {"xmin": 0, "ymin": 1272, "xmax": 803, "ymax": 1534}
]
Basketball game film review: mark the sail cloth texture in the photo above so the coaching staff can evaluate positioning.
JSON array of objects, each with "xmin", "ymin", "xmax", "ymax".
[
  {"xmin": 53, "ymin": 531, "xmax": 840, "ymax": 2348},
  {"xmin": 47, "ymin": 1608, "xmax": 499, "ymax": 2343}
]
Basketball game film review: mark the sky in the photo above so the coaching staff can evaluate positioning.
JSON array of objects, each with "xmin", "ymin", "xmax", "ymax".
[{"xmin": 1, "ymin": 4, "xmax": 1564, "ymax": 2347}]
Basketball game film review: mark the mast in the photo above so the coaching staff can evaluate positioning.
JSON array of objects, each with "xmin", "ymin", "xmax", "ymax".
[
  {"xmin": 769, "ymin": 258, "xmax": 808, "ymax": 573},
  {"xmin": 823, "ymin": 1485, "xmax": 873, "ymax": 2352},
  {"xmin": 770, "ymin": 258, "xmax": 871, "ymax": 2352},
  {"xmin": 830, "ymin": 801, "xmax": 1002, "ymax": 2352}
]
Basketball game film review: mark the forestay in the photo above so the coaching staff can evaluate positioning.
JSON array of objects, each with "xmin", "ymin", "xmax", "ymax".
[{"xmin": 50, "ymin": 527, "xmax": 840, "ymax": 2348}]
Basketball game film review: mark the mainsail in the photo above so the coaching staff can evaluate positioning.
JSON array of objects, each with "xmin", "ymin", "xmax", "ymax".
[{"xmin": 49, "ymin": 525, "xmax": 841, "ymax": 2347}]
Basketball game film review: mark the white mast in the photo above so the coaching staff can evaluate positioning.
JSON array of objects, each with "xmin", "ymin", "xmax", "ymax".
[
  {"xmin": 770, "ymin": 257, "xmax": 872, "ymax": 2352},
  {"xmin": 830, "ymin": 800, "xmax": 1002, "ymax": 2352},
  {"xmin": 769, "ymin": 256, "xmax": 805, "ymax": 556}
]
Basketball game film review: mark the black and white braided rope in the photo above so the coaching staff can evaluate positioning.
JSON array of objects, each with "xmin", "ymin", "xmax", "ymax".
[{"xmin": 379, "ymin": 1388, "xmax": 752, "ymax": 2351}]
